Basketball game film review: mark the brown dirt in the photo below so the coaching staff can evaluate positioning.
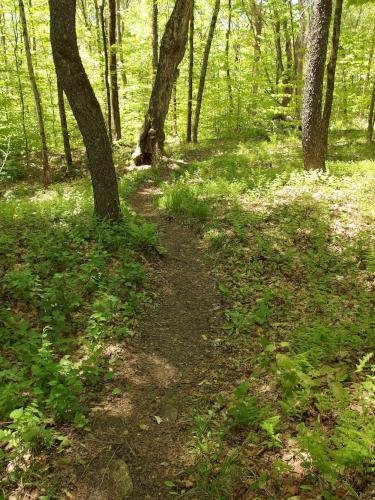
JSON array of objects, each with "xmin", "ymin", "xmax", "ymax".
[{"xmin": 60, "ymin": 179, "xmax": 224, "ymax": 499}]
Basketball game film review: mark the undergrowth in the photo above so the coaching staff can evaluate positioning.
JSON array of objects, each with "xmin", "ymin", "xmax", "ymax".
[
  {"xmin": 160, "ymin": 131, "xmax": 375, "ymax": 498},
  {"xmin": 0, "ymin": 171, "xmax": 156, "ymax": 494}
]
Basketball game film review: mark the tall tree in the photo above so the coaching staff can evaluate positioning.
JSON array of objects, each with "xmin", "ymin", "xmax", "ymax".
[
  {"xmin": 302, "ymin": 0, "xmax": 332, "ymax": 170},
  {"xmin": 368, "ymin": 78, "xmax": 375, "ymax": 143},
  {"xmin": 133, "ymin": 0, "xmax": 193, "ymax": 165},
  {"xmin": 186, "ymin": 1, "xmax": 194, "ymax": 143},
  {"xmin": 56, "ymin": 79, "xmax": 73, "ymax": 174},
  {"xmin": 322, "ymin": 0, "xmax": 343, "ymax": 153},
  {"xmin": 49, "ymin": 0, "xmax": 121, "ymax": 220},
  {"xmin": 109, "ymin": 0, "xmax": 121, "ymax": 140},
  {"xmin": 19, "ymin": 0, "xmax": 50, "ymax": 185},
  {"xmin": 100, "ymin": 1, "xmax": 112, "ymax": 140},
  {"xmin": 192, "ymin": 0, "xmax": 220, "ymax": 143},
  {"xmin": 152, "ymin": 0, "xmax": 159, "ymax": 74},
  {"xmin": 225, "ymin": 0, "xmax": 234, "ymax": 113}
]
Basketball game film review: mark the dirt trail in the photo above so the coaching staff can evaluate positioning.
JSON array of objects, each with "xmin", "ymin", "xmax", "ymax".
[{"xmin": 66, "ymin": 179, "xmax": 223, "ymax": 499}]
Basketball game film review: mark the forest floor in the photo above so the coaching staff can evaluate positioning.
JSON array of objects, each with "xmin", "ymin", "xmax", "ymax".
[
  {"xmin": 57, "ymin": 178, "xmax": 225, "ymax": 499},
  {"xmin": 0, "ymin": 130, "xmax": 374, "ymax": 499}
]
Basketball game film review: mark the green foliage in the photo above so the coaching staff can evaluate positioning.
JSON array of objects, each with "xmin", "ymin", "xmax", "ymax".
[
  {"xmin": 166, "ymin": 134, "xmax": 375, "ymax": 497},
  {"xmin": 0, "ymin": 177, "xmax": 157, "ymax": 482}
]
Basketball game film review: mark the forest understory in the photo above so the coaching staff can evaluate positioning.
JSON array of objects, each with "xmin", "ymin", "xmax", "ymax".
[{"xmin": 0, "ymin": 131, "xmax": 374, "ymax": 499}]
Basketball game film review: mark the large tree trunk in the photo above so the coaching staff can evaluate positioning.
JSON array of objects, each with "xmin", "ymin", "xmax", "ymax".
[
  {"xmin": 49, "ymin": 0, "xmax": 121, "ymax": 220},
  {"xmin": 192, "ymin": 0, "xmax": 220, "ymax": 143},
  {"xmin": 56, "ymin": 79, "xmax": 73, "ymax": 175},
  {"xmin": 100, "ymin": 1, "xmax": 112, "ymax": 140},
  {"xmin": 302, "ymin": 0, "xmax": 332, "ymax": 171},
  {"xmin": 368, "ymin": 78, "xmax": 375, "ymax": 143},
  {"xmin": 133, "ymin": 0, "xmax": 193, "ymax": 166},
  {"xmin": 186, "ymin": 2, "xmax": 194, "ymax": 143},
  {"xmin": 19, "ymin": 0, "xmax": 50, "ymax": 185},
  {"xmin": 152, "ymin": 0, "xmax": 159, "ymax": 74},
  {"xmin": 109, "ymin": 0, "xmax": 121, "ymax": 140},
  {"xmin": 322, "ymin": 0, "xmax": 343, "ymax": 153}
]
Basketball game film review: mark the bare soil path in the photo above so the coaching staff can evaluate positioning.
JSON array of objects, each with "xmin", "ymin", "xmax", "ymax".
[{"xmin": 64, "ymin": 179, "xmax": 223, "ymax": 499}]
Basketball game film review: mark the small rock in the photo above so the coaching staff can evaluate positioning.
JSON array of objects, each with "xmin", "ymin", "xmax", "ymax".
[
  {"xmin": 159, "ymin": 403, "xmax": 178, "ymax": 423},
  {"xmin": 110, "ymin": 459, "xmax": 133, "ymax": 498}
]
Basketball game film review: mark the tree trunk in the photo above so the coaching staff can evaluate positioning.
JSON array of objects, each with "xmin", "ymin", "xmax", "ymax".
[
  {"xmin": 249, "ymin": 0, "xmax": 262, "ymax": 94},
  {"xmin": 302, "ymin": 0, "xmax": 332, "ymax": 171},
  {"xmin": 368, "ymin": 78, "xmax": 375, "ymax": 143},
  {"xmin": 19, "ymin": 0, "xmax": 50, "ymax": 185},
  {"xmin": 225, "ymin": 0, "xmax": 234, "ymax": 113},
  {"xmin": 192, "ymin": 0, "xmax": 220, "ymax": 143},
  {"xmin": 281, "ymin": 15, "xmax": 293, "ymax": 107},
  {"xmin": 295, "ymin": 0, "xmax": 307, "ymax": 117},
  {"xmin": 322, "ymin": 0, "xmax": 343, "ymax": 154},
  {"xmin": 274, "ymin": 17, "xmax": 284, "ymax": 85},
  {"xmin": 49, "ymin": 0, "xmax": 121, "ymax": 220},
  {"xmin": 57, "ymin": 78, "xmax": 73, "ymax": 174},
  {"xmin": 100, "ymin": 1, "xmax": 112, "ymax": 140},
  {"xmin": 186, "ymin": 1, "xmax": 194, "ymax": 143},
  {"xmin": 152, "ymin": 0, "xmax": 158, "ymax": 74},
  {"xmin": 11, "ymin": 12, "xmax": 29, "ymax": 166},
  {"xmin": 133, "ymin": 0, "xmax": 193, "ymax": 166},
  {"xmin": 109, "ymin": 0, "xmax": 121, "ymax": 140}
]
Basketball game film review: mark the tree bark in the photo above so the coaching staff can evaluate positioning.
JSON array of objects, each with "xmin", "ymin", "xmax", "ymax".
[
  {"xmin": 49, "ymin": 0, "xmax": 121, "ymax": 220},
  {"xmin": 368, "ymin": 78, "xmax": 375, "ymax": 143},
  {"xmin": 109, "ymin": 0, "xmax": 121, "ymax": 140},
  {"xmin": 302, "ymin": 0, "xmax": 332, "ymax": 171},
  {"xmin": 100, "ymin": 1, "xmax": 112, "ymax": 140},
  {"xmin": 152, "ymin": 0, "xmax": 159, "ymax": 74},
  {"xmin": 11, "ymin": 12, "xmax": 29, "ymax": 166},
  {"xmin": 322, "ymin": 0, "xmax": 343, "ymax": 153},
  {"xmin": 186, "ymin": 1, "xmax": 194, "ymax": 143},
  {"xmin": 192, "ymin": 0, "xmax": 220, "ymax": 143},
  {"xmin": 281, "ymin": 14, "xmax": 293, "ymax": 107},
  {"xmin": 56, "ymin": 78, "xmax": 73, "ymax": 174},
  {"xmin": 274, "ymin": 17, "xmax": 284, "ymax": 85},
  {"xmin": 19, "ymin": 0, "xmax": 50, "ymax": 185},
  {"xmin": 133, "ymin": 0, "xmax": 193, "ymax": 166},
  {"xmin": 225, "ymin": 0, "xmax": 234, "ymax": 113}
]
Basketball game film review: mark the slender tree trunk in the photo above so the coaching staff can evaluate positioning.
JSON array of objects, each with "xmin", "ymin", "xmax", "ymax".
[
  {"xmin": 295, "ymin": 0, "xmax": 306, "ymax": 117},
  {"xmin": 322, "ymin": 0, "xmax": 343, "ymax": 153},
  {"xmin": 192, "ymin": 0, "xmax": 220, "ymax": 143},
  {"xmin": 186, "ymin": 1, "xmax": 194, "ymax": 143},
  {"xmin": 49, "ymin": 0, "xmax": 121, "ymax": 220},
  {"xmin": 152, "ymin": 0, "xmax": 158, "ymax": 74},
  {"xmin": 100, "ymin": 1, "xmax": 112, "ymax": 140},
  {"xmin": 368, "ymin": 78, "xmax": 375, "ymax": 143},
  {"xmin": 19, "ymin": 0, "xmax": 50, "ymax": 184},
  {"xmin": 109, "ymin": 0, "xmax": 121, "ymax": 140},
  {"xmin": 57, "ymin": 78, "xmax": 73, "ymax": 174},
  {"xmin": 225, "ymin": 0, "xmax": 234, "ymax": 113},
  {"xmin": 133, "ymin": 0, "xmax": 193, "ymax": 166},
  {"xmin": 172, "ymin": 80, "xmax": 178, "ymax": 138},
  {"xmin": 274, "ymin": 17, "xmax": 284, "ymax": 85},
  {"xmin": 249, "ymin": 0, "xmax": 262, "ymax": 94},
  {"xmin": 11, "ymin": 12, "xmax": 30, "ymax": 166},
  {"xmin": 302, "ymin": 0, "xmax": 332, "ymax": 171},
  {"xmin": 117, "ymin": 2, "xmax": 128, "ymax": 88},
  {"xmin": 281, "ymin": 15, "xmax": 293, "ymax": 107}
]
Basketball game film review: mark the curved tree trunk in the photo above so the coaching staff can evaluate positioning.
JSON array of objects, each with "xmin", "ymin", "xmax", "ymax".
[
  {"xmin": 322, "ymin": 0, "xmax": 343, "ymax": 154},
  {"xmin": 49, "ymin": 0, "xmax": 121, "ymax": 220},
  {"xmin": 133, "ymin": 0, "xmax": 193, "ymax": 166},
  {"xmin": 109, "ymin": 0, "xmax": 121, "ymax": 140},
  {"xmin": 186, "ymin": 2, "xmax": 194, "ymax": 143},
  {"xmin": 302, "ymin": 0, "xmax": 332, "ymax": 171},
  {"xmin": 192, "ymin": 0, "xmax": 220, "ymax": 143},
  {"xmin": 19, "ymin": 0, "xmax": 50, "ymax": 185},
  {"xmin": 56, "ymin": 79, "xmax": 73, "ymax": 175},
  {"xmin": 368, "ymin": 78, "xmax": 375, "ymax": 143}
]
